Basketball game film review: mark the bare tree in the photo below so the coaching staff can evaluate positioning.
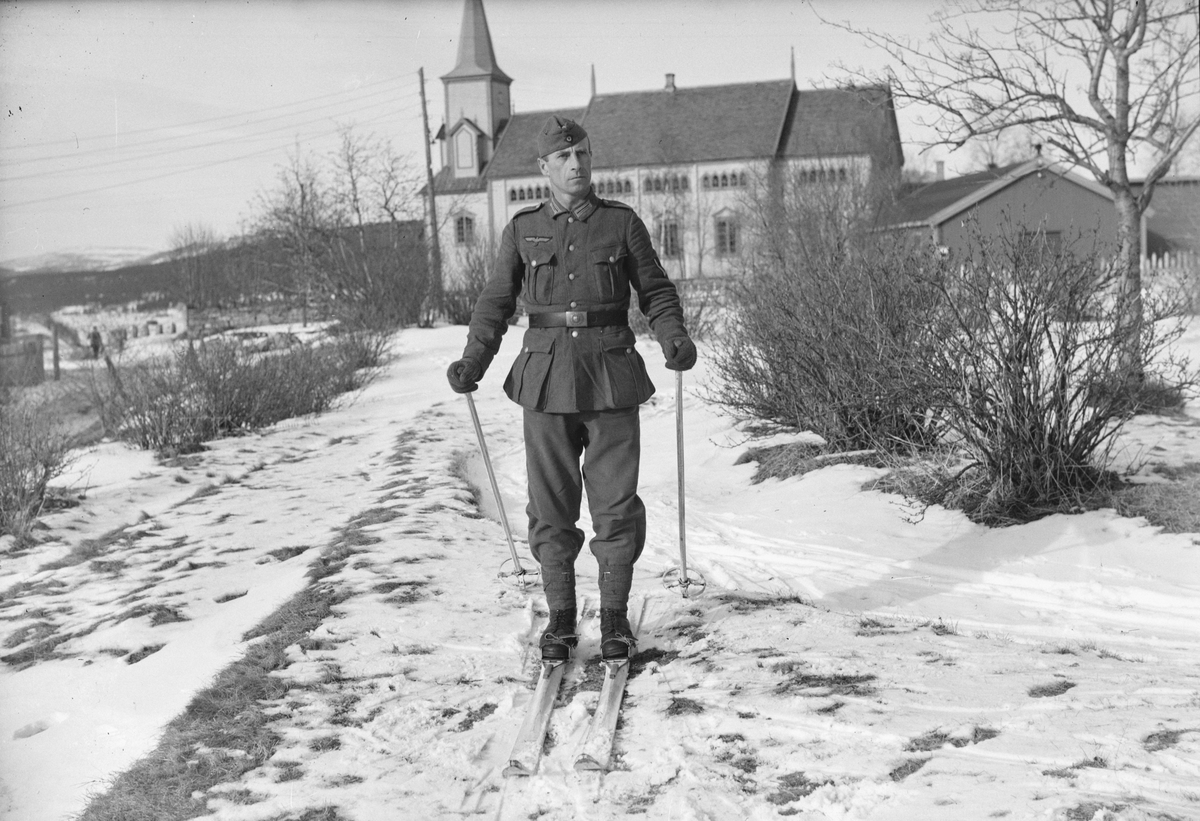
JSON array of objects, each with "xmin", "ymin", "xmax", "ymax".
[
  {"xmin": 826, "ymin": 0, "xmax": 1200, "ymax": 373},
  {"xmin": 169, "ymin": 223, "xmax": 222, "ymax": 309}
]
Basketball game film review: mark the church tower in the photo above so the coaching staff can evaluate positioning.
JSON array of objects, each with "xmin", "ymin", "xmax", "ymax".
[{"xmin": 440, "ymin": 0, "xmax": 512, "ymax": 179}]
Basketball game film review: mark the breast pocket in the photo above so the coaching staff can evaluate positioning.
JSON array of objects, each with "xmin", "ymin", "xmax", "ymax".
[
  {"xmin": 590, "ymin": 245, "xmax": 627, "ymax": 302},
  {"xmin": 522, "ymin": 251, "xmax": 556, "ymax": 305}
]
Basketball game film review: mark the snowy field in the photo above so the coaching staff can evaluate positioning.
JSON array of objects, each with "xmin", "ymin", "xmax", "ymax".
[{"xmin": 1, "ymin": 321, "xmax": 1199, "ymax": 821}]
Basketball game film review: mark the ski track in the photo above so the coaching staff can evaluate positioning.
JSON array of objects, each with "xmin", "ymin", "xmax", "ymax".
[{"xmin": 2, "ymin": 325, "xmax": 1199, "ymax": 821}]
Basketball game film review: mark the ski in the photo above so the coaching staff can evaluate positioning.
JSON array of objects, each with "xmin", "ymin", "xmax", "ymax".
[
  {"xmin": 573, "ymin": 658, "xmax": 631, "ymax": 771},
  {"xmin": 503, "ymin": 658, "xmax": 568, "ymax": 777}
]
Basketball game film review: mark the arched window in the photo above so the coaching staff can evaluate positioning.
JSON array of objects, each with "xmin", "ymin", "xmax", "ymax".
[
  {"xmin": 720, "ymin": 173, "xmax": 729, "ymax": 188},
  {"xmin": 681, "ymin": 176, "xmax": 689, "ymax": 191},
  {"xmin": 455, "ymin": 215, "xmax": 475, "ymax": 245},
  {"xmin": 624, "ymin": 180, "xmax": 632, "ymax": 193},
  {"xmin": 739, "ymin": 172, "xmax": 747, "ymax": 187},
  {"xmin": 643, "ymin": 178, "xmax": 652, "ymax": 192},
  {"xmin": 838, "ymin": 168, "xmax": 847, "ymax": 181},
  {"xmin": 518, "ymin": 189, "xmax": 526, "ymax": 201},
  {"xmin": 652, "ymin": 177, "xmax": 661, "ymax": 192},
  {"xmin": 509, "ymin": 189, "xmax": 517, "ymax": 202}
]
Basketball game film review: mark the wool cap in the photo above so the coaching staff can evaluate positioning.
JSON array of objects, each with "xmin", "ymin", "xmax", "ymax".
[{"xmin": 537, "ymin": 115, "xmax": 588, "ymax": 157}]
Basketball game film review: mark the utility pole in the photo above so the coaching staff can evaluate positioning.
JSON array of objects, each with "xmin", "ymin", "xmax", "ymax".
[{"xmin": 418, "ymin": 67, "xmax": 444, "ymax": 319}]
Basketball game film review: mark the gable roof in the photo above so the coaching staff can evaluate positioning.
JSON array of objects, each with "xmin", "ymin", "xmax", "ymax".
[
  {"xmin": 581, "ymin": 80, "xmax": 795, "ymax": 167},
  {"xmin": 481, "ymin": 107, "xmax": 587, "ymax": 179},
  {"xmin": 441, "ymin": 0, "xmax": 512, "ymax": 84},
  {"xmin": 779, "ymin": 86, "xmax": 901, "ymax": 163},
  {"xmin": 887, "ymin": 159, "xmax": 1114, "ymax": 228},
  {"xmin": 477, "ymin": 81, "xmax": 900, "ymax": 180}
]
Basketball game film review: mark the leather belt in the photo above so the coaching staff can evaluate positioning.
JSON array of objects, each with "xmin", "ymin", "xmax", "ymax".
[{"xmin": 527, "ymin": 309, "xmax": 628, "ymax": 328}]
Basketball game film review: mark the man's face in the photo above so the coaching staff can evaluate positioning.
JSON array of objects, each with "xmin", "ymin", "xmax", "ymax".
[{"xmin": 538, "ymin": 139, "xmax": 592, "ymax": 201}]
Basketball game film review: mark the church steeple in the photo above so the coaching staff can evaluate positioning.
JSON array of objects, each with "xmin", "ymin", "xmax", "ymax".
[
  {"xmin": 440, "ymin": 0, "xmax": 512, "ymax": 178},
  {"xmin": 442, "ymin": 0, "xmax": 512, "ymax": 84}
]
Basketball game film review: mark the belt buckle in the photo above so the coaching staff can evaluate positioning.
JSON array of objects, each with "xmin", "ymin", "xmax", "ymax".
[{"xmin": 565, "ymin": 310, "xmax": 586, "ymax": 327}]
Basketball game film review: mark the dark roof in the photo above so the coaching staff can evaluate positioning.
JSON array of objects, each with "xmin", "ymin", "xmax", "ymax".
[
  {"xmin": 779, "ymin": 86, "xmax": 901, "ymax": 161},
  {"xmin": 888, "ymin": 163, "xmax": 1028, "ymax": 225},
  {"xmin": 431, "ymin": 166, "xmax": 488, "ymax": 196},
  {"xmin": 479, "ymin": 81, "xmax": 901, "ymax": 179},
  {"xmin": 581, "ymin": 80, "xmax": 795, "ymax": 167},
  {"xmin": 483, "ymin": 107, "xmax": 587, "ymax": 178}
]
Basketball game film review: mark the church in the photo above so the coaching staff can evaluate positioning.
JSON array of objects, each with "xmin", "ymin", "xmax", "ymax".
[{"xmin": 432, "ymin": 0, "xmax": 905, "ymax": 285}]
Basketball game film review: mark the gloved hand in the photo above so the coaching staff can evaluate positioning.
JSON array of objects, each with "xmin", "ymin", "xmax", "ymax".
[
  {"xmin": 660, "ymin": 337, "xmax": 697, "ymax": 371},
  {"xmin": 446, "ymin": 358, "xmax": 484, "ymax": 393}
]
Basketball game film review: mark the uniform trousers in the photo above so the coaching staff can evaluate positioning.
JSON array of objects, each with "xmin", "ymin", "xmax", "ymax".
[{"xmin": 523, "ymin": 405, "xmax": 646, "ymax": 612}]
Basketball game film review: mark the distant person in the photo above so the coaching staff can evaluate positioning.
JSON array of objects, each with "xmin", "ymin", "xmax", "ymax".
[
  {"xmin": 446, "ymin": 115, "xmax": 696, "ymax": 662},
  {"xmin": 88, "ymin": 327, "xmax": 103, "ymax": 359}
]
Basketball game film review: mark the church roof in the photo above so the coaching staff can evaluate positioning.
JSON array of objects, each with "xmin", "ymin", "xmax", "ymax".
[
  {"xmin": 481, "ymin": 107, "xmax": 588, "ymax": 179},
  {"xmin": 478, "ymin": 81, "xmax": 900, "ymax": 180},
  {"xmin": 582, "ymin": 80, "xmax": 796, "ymax": 167},
  {"xmin": 440, "ymin": 0, "xmax": 512, "ymax": 84}
]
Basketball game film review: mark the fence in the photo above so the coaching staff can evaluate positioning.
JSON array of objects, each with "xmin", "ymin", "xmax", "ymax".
[
  {"xmin": 1143, "ymin": 251, "xmax": 1200, "ymax": 313},
  {"xmin": 0, "ymin": 336, "xmax": 45, "ymax": 388}
]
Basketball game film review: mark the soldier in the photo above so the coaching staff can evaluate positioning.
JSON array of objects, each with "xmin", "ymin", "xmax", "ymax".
[{"xmin": 447, "ymin": 115, "xmax": 696, "ymax": 661}]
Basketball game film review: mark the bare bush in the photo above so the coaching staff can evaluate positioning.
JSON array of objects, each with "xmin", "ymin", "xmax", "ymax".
[
  {"xmin": 920, "ymin": 227, "xmax": 1195, "ymax": 523},
  {"xmin": 443, "ymin": 238, "xmax": 496, "ymax": 326},
  {"xmin": 91, "ymin": 335, "xmax": 381, "ymax": 456},
  {"xmin": 708, "ymin": 168, "xmax": 945, "ymax": 451},
  {"xmin": 0, "ymin": 398, "xmax": 73, "ymax": 545}
]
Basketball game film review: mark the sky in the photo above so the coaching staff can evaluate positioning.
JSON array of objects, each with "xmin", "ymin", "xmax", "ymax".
[
  {"xmin": 0, "ymin": 0, "xmax": 955, "ymax": 266},
  {"xmin": 1, "ymin": 317, "xmax": 1199, "ymax": 819}
]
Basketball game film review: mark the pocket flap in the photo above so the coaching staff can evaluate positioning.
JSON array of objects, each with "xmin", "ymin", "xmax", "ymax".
[
  {"xmin": 522, "ymin": 332, "xmax": 555, "ymax": 354},
  {"xmin": 590, "ymin": 245, "xmax": 625, "ymax": 266},
  {"xmin": 522, "ymin": 250, "xmax": 555, "ymax": 269},
  {"xmin": 600, "ymin": 329, "xmax": 637, "ymax": 352}
]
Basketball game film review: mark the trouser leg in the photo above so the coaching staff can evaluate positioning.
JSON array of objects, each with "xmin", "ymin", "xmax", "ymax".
[
  {"xmin": 581, "ymin": 406, "xmax": 645, "ymax": 611},
  {"xmin": 524, "ymin": 410, "xmax": 585, "ymax": 610}
]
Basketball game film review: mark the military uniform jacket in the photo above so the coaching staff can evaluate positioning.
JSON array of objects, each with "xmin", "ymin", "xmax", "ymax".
[{"xmin": 463, "ymin": 191, "xmax": 689, "ymax": 413}]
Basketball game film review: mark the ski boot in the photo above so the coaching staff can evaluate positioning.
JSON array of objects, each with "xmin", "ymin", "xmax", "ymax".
[
  {"xmin": 600, "ymin": 608, "xmax": 636, "ymax": 660},
  {"xmin": 540, "ymin": 607, "xmax": 578, "ymax": 661}
]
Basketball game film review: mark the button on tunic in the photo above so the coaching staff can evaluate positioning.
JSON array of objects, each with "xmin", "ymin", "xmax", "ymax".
[{"xmin": 463, "ymin": 190, "xmax": 688, "ymax": 413}]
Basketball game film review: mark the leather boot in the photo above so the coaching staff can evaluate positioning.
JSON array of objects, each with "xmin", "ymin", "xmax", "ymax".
[
  {"xmin": 600, "ymin": 608, "xmax": 636, "ymax": 660},
  {"xmin": 540, "ymin": 607, "xmax": 578, "ymax": 661}
]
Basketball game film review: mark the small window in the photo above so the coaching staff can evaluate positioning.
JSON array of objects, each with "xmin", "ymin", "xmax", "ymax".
[
  {"xmin": 644, "ymin": 178, "xmax": 652, "ymax": 192},
  {"xmin": 701, "ymin": 175, "xmax": 710, "ymax": 189},
  {"xmin": 661, "ymin": 221, "xmax": 681, "ymax": 258},
  {"xmin": 518, "ymin": 189, "xmax": 526, "ymax": 201},
  {"xmin": 509, "ymin": 190, "xmax": 517, "ymax": 202},
  {"xmin": 455, "ymin": 215, "xmax": 475, "ymax": 245},
  {"xmin": 681, "ymin": 176, "xmax": 689, "ymax": 191},
  {"xmin": 715, "ymin": 217, "xmax": 738, "ymax": 256},
  {"xmin": 838, "ymin": 168, "xmax": 847, "ymax": 181},
  {"xmin": 623, "ymin": 180, "xmax": 632, "ymax": 193},
  {"xmin": 739, "ymin": 172, "xmax": 747, "ymax": 187},
  {"xmin": 652, "ymin": 177, "xmax": 662, "ymax": 192}
]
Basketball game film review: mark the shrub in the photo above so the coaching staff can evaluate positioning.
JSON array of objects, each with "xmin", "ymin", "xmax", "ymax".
[
  {"xmin": 919, "ymin": 226, "xmax": 1195, "ymax": 524},
  {"xmin": 91, "ymin": 333, "xmax": 381, "ymax": 456},
  {"xmin": 0, "ymin": 398, "xmax": 73, "ymax": 545},
  {"xmin": 708, "ymin": 166, "xmax": 947, "ymax": 452}
]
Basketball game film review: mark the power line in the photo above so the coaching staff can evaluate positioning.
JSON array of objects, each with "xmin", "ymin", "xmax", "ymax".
[
  {"xmin": 2, "ymin": 72, "xmax": 422, "ymax": 158},
  {"xmin": 0, "ymin": 107, "xmax": 423, "ymax": 211},
  {"xmin": 0, "ymin": 96, "xmax": 423, "ymax": 184}
]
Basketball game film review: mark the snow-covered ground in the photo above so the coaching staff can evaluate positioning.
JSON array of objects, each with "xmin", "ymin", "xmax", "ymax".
[{"xmin": 1, "ymin": 322, "xmax": 1199, "ymax": 821}]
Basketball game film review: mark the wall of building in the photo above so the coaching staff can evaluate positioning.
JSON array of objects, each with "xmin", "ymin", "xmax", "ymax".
[{"xmin": 937, "ymin": 172, "xmax": 1120, "ymax": 258}]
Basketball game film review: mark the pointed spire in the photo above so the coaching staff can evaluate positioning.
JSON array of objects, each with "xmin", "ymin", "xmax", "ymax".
[
  {"xmin": 442, "ymin": 0, "xmax": 512, "ymax": 83},
  {"xmin": 590, "ymin": 64, "xmax": 596, "ymax": 98}
]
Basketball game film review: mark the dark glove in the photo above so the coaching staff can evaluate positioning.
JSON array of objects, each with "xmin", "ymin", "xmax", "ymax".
[
  {"xmin": 660, "ymin": 337, "xmax": 697, "ymax": 371},
  {"xmin": 446, "ymin": 358, "xmax": 484, "ymax": 393}
]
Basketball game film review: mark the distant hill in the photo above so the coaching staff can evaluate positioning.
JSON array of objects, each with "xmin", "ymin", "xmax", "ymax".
[
  {"xmin": 0, "ymin": 257, "xmax": 181, "ymax": 315},
  {"xmin": 1, "ymin": 247, "xmax": 169, "ymax": 276}
]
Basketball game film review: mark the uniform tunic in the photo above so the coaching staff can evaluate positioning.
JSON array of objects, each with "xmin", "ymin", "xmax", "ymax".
[
  {"xmin": 462, "ymin": 190, "xmax": 688, "ymax": 412},
  {"xmin": 461, "ymin": 189, "xmax": 690, "ymax": 609}
]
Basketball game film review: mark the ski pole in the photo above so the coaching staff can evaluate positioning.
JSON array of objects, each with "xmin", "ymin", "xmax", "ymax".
[
  {"xmin": 465, "ymin": 391, "xmax": 530, "ymax": 586},
  {"xmin": 676, "ymin": 369, "xmax": 690, "ymax": 592}
]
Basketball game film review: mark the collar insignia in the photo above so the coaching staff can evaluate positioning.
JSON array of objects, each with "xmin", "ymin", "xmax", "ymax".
[{"xmin": 523, "ymin": 236, "xmax": 553, "ymax": 245}]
